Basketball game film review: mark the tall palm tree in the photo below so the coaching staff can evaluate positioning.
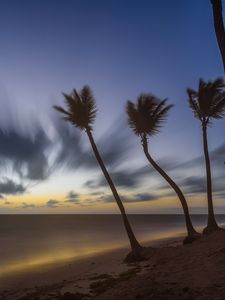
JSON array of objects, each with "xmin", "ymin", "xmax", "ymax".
[
  {"xmin": 127, "ymin": 94, "xmax": 199, "ymax": 243},
  {"xmin": 187, "ymin": 78, "xmax": 225, "ymax": 234},
  {"xmin": 54, "ymin": 85, "xmax": 142, "ymax": 253},
  {"xmin": 210, "ymin": 0, "xmax": 225, "ymax": 72}
]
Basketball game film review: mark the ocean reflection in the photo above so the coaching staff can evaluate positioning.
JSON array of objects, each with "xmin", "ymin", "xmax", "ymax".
[{"xmin": 0, "ymin": 214, "xmax": 223, "ymax": 276}]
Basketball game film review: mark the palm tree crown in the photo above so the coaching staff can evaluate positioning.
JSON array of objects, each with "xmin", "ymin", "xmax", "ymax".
[
  {"xmin": 54, "ymin": 85, "xmax": 97, "ymax": 131},
  {"xmin": 187, "ymin": 78, "xmax": 225, "ymax": 126},
  {"xmin": 127, "ymin": 94, "xmax": 173, "ymax": 137}
]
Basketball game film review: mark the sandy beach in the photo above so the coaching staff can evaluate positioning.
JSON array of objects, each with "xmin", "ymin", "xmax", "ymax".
[
  {"xmin": 0, "ymin": 235, "xmax": 179, "ymax": 299},
  {"xmin": 1, "ymin": 231, "xmax": 225, "ymax": 300}
]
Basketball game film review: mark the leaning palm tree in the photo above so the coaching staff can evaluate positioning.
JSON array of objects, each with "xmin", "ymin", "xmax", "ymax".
[
  {"xmin": 210, "ymin": 0, "xmax": 225, "ymax": 72},
  {"xmin": 54, "ymin": 85, "xmax": 142, "ymax": 255},
  {"xmin": 127, "ymin": 94, "xmax": 199, "ymax": 243},
  {"xmin": 187, "ymin": 78, "xmax": 225, "ymax": 234}
]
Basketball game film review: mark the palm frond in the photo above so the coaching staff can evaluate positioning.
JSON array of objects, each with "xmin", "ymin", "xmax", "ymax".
[
  {"xmin": 152, "ymin": 102, "xmax": 174, "ymax": 133},
  {"xmin": 53, "ymin": 86, "xmax": 97, "ymax": 131},
  {"xmin": 80, "ymin": 86, "xmax": 97, "ymax": 127},
  {"xmin": 53, "ymin": 105, "xmax": 71, "ymax": 116},
  {"xmin": 152, "ymin": 98, "xmax": 167, "ymax": 116},
  {"xmin": 187, "ymin": 89, "xmax": 202, "ymax": 120},
  {"xmin": 127, "ymin": 100, "xmax": 142, "ymax": 136},
  {"xmin": 209, "ymin": 93, "xmax": 225, "ymax": 119},
  {"xmin": 126, "ymin": 94, "xmax": 173, "ymax": 137},
  {"xmin": 187, "ymin": 78, "xmax": 225, "ymax": 125}
]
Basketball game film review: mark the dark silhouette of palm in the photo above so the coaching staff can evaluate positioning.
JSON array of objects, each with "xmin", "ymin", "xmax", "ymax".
[
  {"xmin": 187, "ymin": 78, "xmax": 225, "ymax": 234},
  {"xmin": 54, "ymin": 85, "xmax": 142, "ymax": 253},
  {"xmin": 210, "ymin": 0, "xmax": 225, "ymax": 72},
  {"xmin": 127, "ymin": 94, "xmax": 199, "ymax": 243}
]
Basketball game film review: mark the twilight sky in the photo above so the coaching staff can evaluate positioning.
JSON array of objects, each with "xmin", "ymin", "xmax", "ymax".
[{"xmin": 0, "ymin": 0, "xmax": 225, "ymax": 214}]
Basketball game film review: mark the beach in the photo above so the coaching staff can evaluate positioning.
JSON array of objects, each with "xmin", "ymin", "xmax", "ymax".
[
  {"xmin": 1, "ymin": 215, "xmax": 225, "ymax": 300},
  {"xmin": 1, "ymin": 230, "xmax": 225, "ymax": 300},
  {"xmin": 0, "ymin": 235, "xmax": 182, "ymax": 300},
  {"xmin": 0, "ymin": 214, "xmax": 204, "ymax": 279}
]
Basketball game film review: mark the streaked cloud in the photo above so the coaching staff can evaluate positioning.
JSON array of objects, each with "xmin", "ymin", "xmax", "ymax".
[
  {"xmin": 0, "ymin": 178, "xmax": 26, "ymax": 195},
  {"xmin": 97, "ymin": 192, "xmax": 159, "ymax": 203}
]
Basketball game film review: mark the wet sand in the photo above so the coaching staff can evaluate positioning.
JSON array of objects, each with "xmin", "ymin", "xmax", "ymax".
[
  {"xmin": 1, "ymin": 231, "xmax": 225, "ymax": 300},
  {"xmin": 0, "ymin": 236, "xmax": 181, "ymax": 299}
]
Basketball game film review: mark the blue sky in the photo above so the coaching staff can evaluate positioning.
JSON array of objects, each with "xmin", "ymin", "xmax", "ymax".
[{"xmin": 0, "ymin": 0, "xmax": 224, "ymax": 213}]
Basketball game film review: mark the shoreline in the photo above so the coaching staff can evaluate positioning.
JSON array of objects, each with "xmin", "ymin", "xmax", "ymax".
[
  {"xmin": 0, "ymin": 230, "xmax": 185, "ymax": 277},
  {"xmin": 2, "ymin": 229, "xmax": 225, "ymax": 299},
  {"xmin": 0, "ymin": 233, "xmax": 184, "ymax": 299}
]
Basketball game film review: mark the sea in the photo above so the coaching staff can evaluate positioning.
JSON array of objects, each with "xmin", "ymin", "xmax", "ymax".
[{"xmin": 0, "ymin": 214, "xmax": 224, "ymax": 277}]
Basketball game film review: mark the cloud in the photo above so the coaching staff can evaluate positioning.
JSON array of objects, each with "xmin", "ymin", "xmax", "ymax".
[
  {"xmin": 0, "ymin": 129, "xmax": 51, "ymax": 181},
  {"xmin": 96, "ymin": 117, "xmax": 135, "ymax": 167},
  {"xmin": 0, "ymin": 178, "xmax": 26, "ymax": 195},
  {"xmin": 85, "ymin": 180, "xmax": 97, "ymax": 188},
  {"xmin": 0, "ymin": 119, "xmax": 90, "ymax": 186},
  {"xmin": 21, "ymin": 202, "xmax": 35, "ymax": 209},
  {"xmin": 49, "ymin": 116, "xmax": 97, "ymax": 171},
  {"xmin": 4, "ymin": 201, "xmax": 12, "ymax": 205},
  {"xmin": 0, "ymin": 105, "xmax": 145, "ymax": 194},
  {"xmin": 46, "ymin": 199, "xmax": 60, "ymax": 208},
  {"xmin": 170, "ymin": 142, "xmax": 225, "ymax": 175},
  {"xmin": 0, "ymin": 114, "xmax": 136, "ymax": 185},
  {"xmin": 134, "ymin": 193, "xmax": 157, "ymax": 202},
  {"xmin": 98, "ymin": 192, "xmax": 158, "ymax": 203},
  {"xmin": 181, "ymin": 176, "xmax": 206, "ymax": 195},
  {"xmin": 90, "ymin": 191, "xmax": 104, "ymax": 196},
  {"xmin": 64, "ymin": 199, "xmax": 80, "ymax": 203},
  {"xmin": 85, "ymin": 167, "xmax": 150, "ymax": 189},
  {"xmin": 0, "ymin": 91, "xmax": 225, "ymax": 208},
  {"xmin": 210, "ymin": 142, "xmax": 225, "ymax": 164},
  {"xmin": 101, "ymin": 171, "xmax": 140, "ymax": 188},
  {"xmin": 65, "ymin": 191, "xmax": 79, "ymax": 199},
  {"xmin": 64, "ymin": 190, "xmax": 80, "ymax": 204},
  {"xmin": 49, "ymin": 113, "xmax": 146, "ymax": 177}
]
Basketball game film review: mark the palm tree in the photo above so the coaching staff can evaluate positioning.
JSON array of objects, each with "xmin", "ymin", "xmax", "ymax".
[
  {"xmin": 187, "ymin": 78, "xmax": 225, "ymax": 234},
  {"xmin": 54, "ymin": 85, "xmax": 142, "ymax": 254},
  {"xmin": 210, "ymin": 0, "xmax": 225, "ymax": 72},
  {"xmin": 127, "ymin": 94, "xmax": 199, "ymax": 243}
]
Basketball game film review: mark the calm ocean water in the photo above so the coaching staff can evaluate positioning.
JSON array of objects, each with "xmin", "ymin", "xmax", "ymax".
[{"xmin": 0, "ymin": 214, "xmax": 225, "ymax": 276}]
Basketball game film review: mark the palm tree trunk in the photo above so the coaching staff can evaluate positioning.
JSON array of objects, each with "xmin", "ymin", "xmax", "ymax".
[
  {"xmin": 211, "ymin": 0, "xmax": 225, "ymax": 72},
  {"xmin": 142, "ymin": 134, "xmax": 197, "ymax": 237},
  {"xmin": 202, "ymin": 124, "xmax": 219, "ymax": 232},
  {"xmin": 86, "ymin": 128, "xmax": 142, "ymax": 251}
]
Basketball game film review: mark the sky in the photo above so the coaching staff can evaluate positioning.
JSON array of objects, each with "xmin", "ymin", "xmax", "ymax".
[{"xmin": 0, "ymin": 0, "xmax": 225, "ymax": 214}]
